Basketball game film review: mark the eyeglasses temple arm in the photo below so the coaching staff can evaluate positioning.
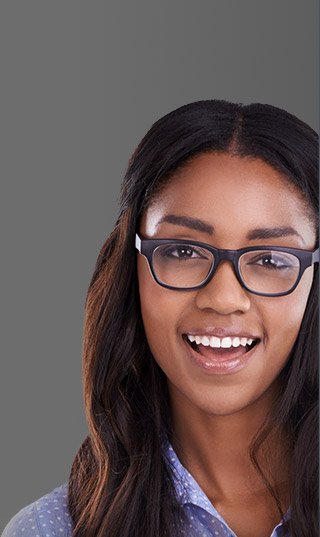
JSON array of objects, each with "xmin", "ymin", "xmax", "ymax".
[
  {"xmin": 312, "ymin": 248, "xmax": 319, "ymax": 264},
  {"xmin": 135, "ymin": 234, "xmax": 142, "ymax": 252}
]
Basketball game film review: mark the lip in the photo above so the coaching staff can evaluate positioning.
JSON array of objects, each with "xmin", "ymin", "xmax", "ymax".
[{"xmin": 182, "ymin": 335, "xmax": 260, "ymax": 375}]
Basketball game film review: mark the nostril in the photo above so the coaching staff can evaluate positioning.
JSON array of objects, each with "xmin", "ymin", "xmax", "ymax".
[{"xmin": 195, "ymin": 282, "xmax": 251, "ymax": 314}]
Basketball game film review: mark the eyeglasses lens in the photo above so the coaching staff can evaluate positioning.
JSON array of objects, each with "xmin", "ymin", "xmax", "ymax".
[
  {"xmin": 153, "ymin": 244, "xmax": 213, "ymax": 288},
  {"xmin": 239, "ymin": 250, "xmax": 300, "ymax": 294},
  {"xmin": 152, "ymin": 244, "xmax": 300, "ymax": 294}
]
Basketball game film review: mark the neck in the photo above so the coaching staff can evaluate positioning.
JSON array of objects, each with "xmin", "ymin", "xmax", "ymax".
[{"xmin": 168, "ymin": 384, "xmax": 292, "ymax": 503}]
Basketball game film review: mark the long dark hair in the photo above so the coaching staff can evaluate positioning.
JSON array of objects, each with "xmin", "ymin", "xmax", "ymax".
[{"xmin": 68, "ymin": 100, "xmax": 319, "ymax": 537}]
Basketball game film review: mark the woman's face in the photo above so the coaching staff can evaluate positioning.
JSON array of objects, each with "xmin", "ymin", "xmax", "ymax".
[{"xmin": 137, "ymin": 152, "xmax": 316, "ymax": 416}]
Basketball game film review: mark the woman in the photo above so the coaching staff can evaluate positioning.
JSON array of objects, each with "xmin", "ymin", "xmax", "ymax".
[{"xmin": 3, "ymin": 100, "xmax": 318, "ymax": 537}]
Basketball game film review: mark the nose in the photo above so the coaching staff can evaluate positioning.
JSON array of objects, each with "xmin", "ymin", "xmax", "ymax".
[{"xmin": 195, "ymin": 260, "xmax": 251, "ymax": 314}]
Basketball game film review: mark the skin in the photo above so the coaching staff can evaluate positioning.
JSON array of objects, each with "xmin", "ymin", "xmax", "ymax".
[{"xmin": 136, "ymin": 152, "xmax": 316, "ymax": 536}]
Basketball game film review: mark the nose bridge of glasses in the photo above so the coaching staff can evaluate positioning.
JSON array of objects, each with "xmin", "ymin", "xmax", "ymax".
[
  {"xmin": 208, "ymin": 248, "xmax": 243, "ymax": 290},
  {"xmin": 197, "ymin": 248, "xmax": 251, "ymax": 311},
  {"xmin": 214, "ymin": 248, "xmax": 239, "ymax": 274}
]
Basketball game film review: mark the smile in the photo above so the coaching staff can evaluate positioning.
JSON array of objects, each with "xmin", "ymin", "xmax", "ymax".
[
  {"xmin": 186, "ymin": 334, "xmax": 257, "ymax": 349},
  {"xmin": 182, "ymin": 333, "xmax": 261, "ymax": 375}
]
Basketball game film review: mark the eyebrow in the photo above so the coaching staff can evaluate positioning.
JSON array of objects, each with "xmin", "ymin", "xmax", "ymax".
[
  {"xmin": 158, "ymin": 215, "xmax": 214, "ymax": 234},
  {"xmin": 247, "ymin": 227, "xmax": 305, "ymax": 243},
  {"xmin": 157, "ymin": 214, "xmax": 305, "ymax": 243}
]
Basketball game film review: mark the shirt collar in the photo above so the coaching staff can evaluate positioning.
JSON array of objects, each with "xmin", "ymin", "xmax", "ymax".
[
  {"xmin": 162, "ymin": 435, "xmax": 292, "ymax": 524},
  {"xmin": 162, "ymin": 434, "xmax": 226, "ymax": 520}
]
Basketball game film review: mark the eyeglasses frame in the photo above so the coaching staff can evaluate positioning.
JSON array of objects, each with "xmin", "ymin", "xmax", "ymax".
[{"xmin": 135, "ymin": 233, "xmax": 319, "ymax": 297}]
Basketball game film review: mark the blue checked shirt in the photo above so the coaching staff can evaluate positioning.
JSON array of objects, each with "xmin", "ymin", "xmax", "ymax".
[
  {"xmin": 2, "ymin": 440, "xmax": 291, "ymax": 537},
  {"xmin": 163, "ymin": 437, "xmax": 291, "ymax": 537}
]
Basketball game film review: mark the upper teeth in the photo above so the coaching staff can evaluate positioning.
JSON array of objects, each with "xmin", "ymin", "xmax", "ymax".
[{"xmin": 187, "ymin": 335, "xmax": 255, "ymax": 348}]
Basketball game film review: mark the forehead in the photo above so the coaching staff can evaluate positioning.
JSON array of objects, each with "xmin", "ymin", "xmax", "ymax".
[{"xmin": 140, "ymin": 152, "xmax": 315, "ymax": 247}]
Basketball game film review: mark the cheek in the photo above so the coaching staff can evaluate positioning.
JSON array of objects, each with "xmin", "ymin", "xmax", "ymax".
[
  {"xmin": 137, "ymin": 255, "xmax": 191, "ymax": 365},
  {"xmin": 137, "ymin": 256, "xmax": 178, "ymax": 352},
  {"xmin": 263, "ymin": 267, "xmax": 314, "ymax": 350}
]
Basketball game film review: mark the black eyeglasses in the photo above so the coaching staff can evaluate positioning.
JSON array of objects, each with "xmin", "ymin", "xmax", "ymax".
[{"xmin": 135, "ymin": 234, "xmax": 319, "ymax": 297}]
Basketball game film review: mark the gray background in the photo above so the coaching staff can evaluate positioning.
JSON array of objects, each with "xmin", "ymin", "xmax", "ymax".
[{"xmin": 1, "ymin": 0, "xmax": 318, "ymax": 529}]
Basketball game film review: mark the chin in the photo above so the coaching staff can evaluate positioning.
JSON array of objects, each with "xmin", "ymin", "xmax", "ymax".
[
  {"xmin": 193, "ymin": 398, "xmax": 252, "ymax": 417},
  {"xmin": 178, "ymin": 380, "xmax": 272, "ymax": 417}
]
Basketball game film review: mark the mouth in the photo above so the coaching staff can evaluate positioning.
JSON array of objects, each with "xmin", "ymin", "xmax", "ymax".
[
  {"xmin": 182, "ymin": 334, "xmax": 261, "ymax": 373},
  {"xmin": 182, "ymin": 334, "xmax": 260, "ymax": 356}
]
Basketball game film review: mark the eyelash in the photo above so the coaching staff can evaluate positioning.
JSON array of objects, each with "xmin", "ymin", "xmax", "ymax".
[
  {"xmin": 161, "ymin": 246, "xmax": 208, "ymax": 259},
  {"xmin": 158, "ymin": 245, "xmax": 295, "ymax": 270}
]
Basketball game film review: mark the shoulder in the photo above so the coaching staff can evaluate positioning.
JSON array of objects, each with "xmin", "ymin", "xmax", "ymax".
[{"xmin": 2, "ymin": 483, "xmax": 73, "ymax": 537}]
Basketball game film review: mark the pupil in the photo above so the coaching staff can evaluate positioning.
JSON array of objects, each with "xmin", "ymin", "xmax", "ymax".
[{"xmin": 264, "ymin": 257, "xmax": 272, "ymax": 265}]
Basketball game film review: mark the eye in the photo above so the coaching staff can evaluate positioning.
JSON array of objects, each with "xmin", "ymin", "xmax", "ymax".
[
  {"xmin": 247, "ymin": 252, "xmax": 296, "ymax": 270},
  {"xmin": 158, "ymin": 244, "xmax": 209, "ymax": 260}
]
